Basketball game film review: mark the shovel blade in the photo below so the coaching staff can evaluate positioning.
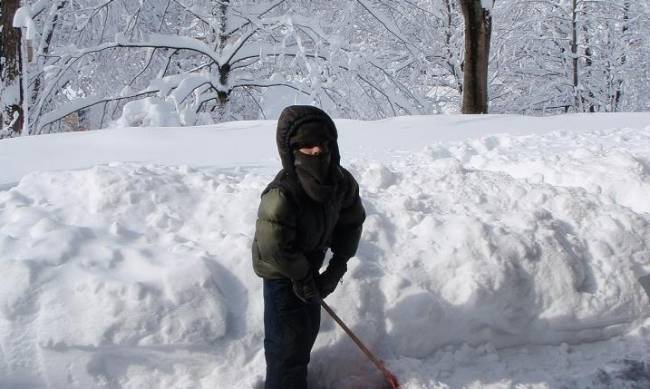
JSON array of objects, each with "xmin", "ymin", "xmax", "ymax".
[{"xmin": 639, "ymin": 274, "xmax": 650, "ymax": 300}]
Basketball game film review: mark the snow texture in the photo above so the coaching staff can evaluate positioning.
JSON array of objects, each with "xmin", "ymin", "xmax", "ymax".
[
  {"xmin": 115, "ymin": 97, "xmax": 181, "ymax": 128},
  {"xmin": 1, "ymin": 113, "xmax": 650, "ymax": 388}
]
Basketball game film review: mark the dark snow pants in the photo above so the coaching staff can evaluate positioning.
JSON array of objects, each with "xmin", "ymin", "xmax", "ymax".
[{"xmin": 264, "ymin": 278, "xmax": 321, "ymax": 389}]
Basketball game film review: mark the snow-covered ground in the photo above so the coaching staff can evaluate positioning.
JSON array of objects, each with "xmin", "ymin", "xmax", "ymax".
[{"xmin": 1, "ymin": 113, "xmax": 650, "ymax": 388}]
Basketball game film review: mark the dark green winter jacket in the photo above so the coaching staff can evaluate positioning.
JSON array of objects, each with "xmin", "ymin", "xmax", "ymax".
[{"xmin": 252, "ymin": 106, "xmax": 366, "ymax": 280}]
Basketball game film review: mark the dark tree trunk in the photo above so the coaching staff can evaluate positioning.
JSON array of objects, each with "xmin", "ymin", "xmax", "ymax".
[
  {"xmin": 459, "ymin": 0, "xmax": 493, "ymax": 114},
  {"xmin": 218, "ymin": 63, "xmax": 230, "ymax": 107},
  {"xmin": 570, "ymin": 0, "xmax": 580, "ymax": 111},
  {"xmin": 215, "ymin": 0, "xmax": 230, "ymax": 113},
  {"xmin": 583, "ymin": 24, "xmax": 595, "ymax": 112},
  {"xmin": 1, "ymin": 0, "xmax": 24, "ymax": 137}
]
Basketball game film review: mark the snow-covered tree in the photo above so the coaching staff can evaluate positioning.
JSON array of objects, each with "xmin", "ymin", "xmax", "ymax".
[
  {"xmin": 1, "ymin": 0, "xmax": 25, "ymax": 138},
  {"xmin": 350, "ymin": 0, "xmax": 465, "ymax": 114},
  {"xmin": 15, "ymin": 0, "xmax": 447, "ymax": 134},
  {"xmin": 490, "ymin": 0, "xmax": 650, "ymax": 114},
  {"xmin": 6, "ymin": 0, "xmax": 650, "ymax": 136}
]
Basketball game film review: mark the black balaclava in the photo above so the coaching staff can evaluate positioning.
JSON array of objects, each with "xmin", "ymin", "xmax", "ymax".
[{"xmin": 290, "ymin": 121, "xmax": 335, "ymax": 202}]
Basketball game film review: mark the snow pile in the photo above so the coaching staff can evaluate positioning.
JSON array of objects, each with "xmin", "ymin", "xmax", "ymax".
[
  {"xmin": 465, "ymin": 128, "xmax": 650, "ymax": 214},
  {"xmin": 356, "ymin": 150, "xmax": 650, "ymax": 355},
  {"xmin": 1, "ymin": 115, "xmax": 650, "ymax": 388},
  {"xmin": 0, "ymin": 164, "xmax": 267, "ymax": 388},
  {"xmin": 115, "ymin": 97, "xmax": 182, "ymax": 127}
]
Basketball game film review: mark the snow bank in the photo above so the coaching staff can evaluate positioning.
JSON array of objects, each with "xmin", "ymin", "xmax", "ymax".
[
  {"xmin": 355, "ymin": 152, "xmax": 650, "ymax": 357},
  {"xmin": 114, "ymin": 97, "xmax": 182, "ymax": 128},
  {"xmin": 1, "ymin": 114, "xmax": 650, "ymax": 387},
  {"xmin": 2, "ymin": 112, "xmax": 650, "ymax": 186},
  {"xmin": 0, "ymin": 164, "xmax": 265, "ymax": 388}
]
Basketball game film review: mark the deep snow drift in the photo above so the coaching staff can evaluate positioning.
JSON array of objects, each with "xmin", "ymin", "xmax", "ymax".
[{"xmin": 1, "ymin": 114, "xmax": 650, "ymax": 388}]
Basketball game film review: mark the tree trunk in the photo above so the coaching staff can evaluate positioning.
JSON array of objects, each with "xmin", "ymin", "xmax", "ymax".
[
  {"xmin": 1, "ymin": 0, "xmax": 24, "ymax": 137},
  {"xmin": 583, "ymin": 23, "xmax": 595, "ymax": 112},
  {"xmin": 613, "ymin": 0, "xmax": 629, "ymax": 111},
  {"xmin": 214, "ymin": 0, "xmax": 230, "ymax": 116},
  {"xmin": 570, "ymin": 0, "xmax": 581, "ymax": 111},
  {"xmin": 459, "ymin": 0, "xmax": 493, "ymax": 114}
]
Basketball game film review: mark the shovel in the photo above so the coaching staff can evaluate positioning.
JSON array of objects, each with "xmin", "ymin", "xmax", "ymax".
[{"xmin": 321, "ymin": 300, "xmax": 400, "ymax": 389}]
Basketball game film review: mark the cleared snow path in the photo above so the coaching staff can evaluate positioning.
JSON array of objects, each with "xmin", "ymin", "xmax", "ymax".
[{"xmin": 1, "ymin": 114, "xmax": 650, "ymax": 388}]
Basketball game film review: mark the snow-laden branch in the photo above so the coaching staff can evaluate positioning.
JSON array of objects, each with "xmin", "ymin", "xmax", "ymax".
[
  {"xmin": 355, "ymin": 0, "xmax": 417, "ymax": 55},
  {"xmin": 38, "ymin": 72, "xmax": 229, "ymax": 131},
  {"xmin": 232, "ymin": 80, "xmax": 311, "ymax": 95},
  {"xmin": 225, "ymin": 0, "xmax": 287, "ymax": 37},
  {"xmin": 37, "ymin": 89, "xmax": 158, "ymax": 131},
  {"xmin": 113, "ymin": 33, "xmax": 223, "ymax": 64},
  {"xmin": 33, "ymin": 33, "xmax": 225, "ymax": 125},
  {"xmin": 170, "ymin": 0, "xmax": 216, "ymax": 31}
]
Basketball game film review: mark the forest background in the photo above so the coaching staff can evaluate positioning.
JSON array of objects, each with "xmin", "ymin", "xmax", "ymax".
[{"xmin": 1, "ymin": 0, "xmax": 648, "ymax": 138}]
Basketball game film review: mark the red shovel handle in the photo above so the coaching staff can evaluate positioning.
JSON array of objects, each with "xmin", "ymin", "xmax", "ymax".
[{"xmin": 321, "ymin": 301, "xmax": 400, "ymax": 389}]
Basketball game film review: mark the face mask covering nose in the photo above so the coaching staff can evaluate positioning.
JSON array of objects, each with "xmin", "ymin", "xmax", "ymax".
[
  {"xmin": 293, "ymin": 150, "xmax": 334, "ymax": 202},
  {"xmin": 294, "ymin": 151, "xmax": 331, "ymax": 183}
]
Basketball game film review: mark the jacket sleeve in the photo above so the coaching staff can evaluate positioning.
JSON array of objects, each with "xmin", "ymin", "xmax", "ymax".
[
  {"xmin": 330, "ymin": 172, "xmax": 366, "ymax": 259},
  {"xmin": 255, "ymin": 188, "xmax": 310, "ymax": 280}
]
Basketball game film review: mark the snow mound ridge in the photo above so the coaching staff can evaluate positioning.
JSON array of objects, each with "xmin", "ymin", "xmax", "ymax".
[
  {"xmin": 0, "ymin": 164, "xmax": 266, "ymax": 386},
  {"xmin": 351, "ymin": 151, "xmax": 650, "ymax": 359},
  {"xmin": 1, "ymin": 143, "xmax": 650, "ymax": 387}
]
